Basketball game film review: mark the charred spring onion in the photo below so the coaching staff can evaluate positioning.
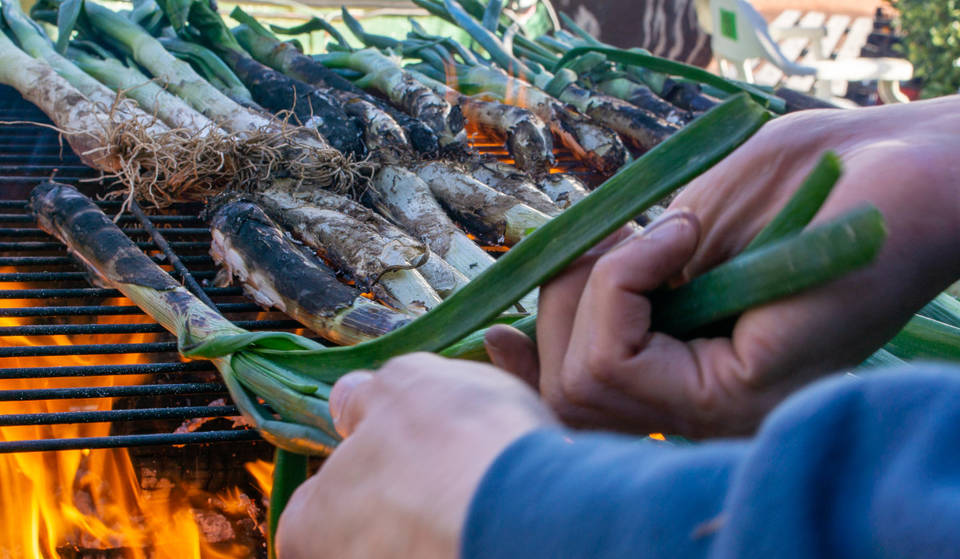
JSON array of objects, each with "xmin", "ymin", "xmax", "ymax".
[
  {"xmin": 0, "ymin": 30, "xmax": 124, "ymax": 171},
  {"xmin": 249, "ymin": 188, "xmax": 444, "ymax": 312},
  {"xmin": 261, "ymin": 182, "xmax": 471, "ymax": 297},
  {"xmin": 413, "ymin": 161, "xmax": 552, "ymax": 245},
  {"xmin": 408, "ymin": 69, "xmax": 557, "ymax": 175},
  {"xmin": 209, "ymin": 200, "xmax": 414, "ymax": 344},
  {"xmin": 232, "ymin": 13, "xmax": 441, "ymax": 156},
  {"xmin": 30, "ymin": 182, "xmax": 339, "ymax": 455},
  {"xmin": 367, "ymin": 165, "xmax": 499, "ymax": 278},
  {"xmin": 316, "ymin": 47, "xmax": 467, "ymax": 150}
]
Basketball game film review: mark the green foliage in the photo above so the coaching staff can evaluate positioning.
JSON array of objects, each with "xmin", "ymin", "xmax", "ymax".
[{"xmin": 890, "ymin": 0, "xmax": 960, "ymax": 97}]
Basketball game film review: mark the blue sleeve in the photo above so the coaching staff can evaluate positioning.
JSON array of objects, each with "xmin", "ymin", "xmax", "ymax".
[{"xmin": 462, "ymin": 364, "xmax": 960, "ymax": 559}]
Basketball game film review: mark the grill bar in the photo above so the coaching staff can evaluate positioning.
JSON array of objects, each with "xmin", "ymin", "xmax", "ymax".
[
  {"xmin": 0, "ymin": 382, "xmax": 226, "ymax": 401},
  {"xmin": 0, "ymin": 430, "xmax": 261, "ymax": 453},
  {"xmin": 0, "ymin": 341, "xmax": 179, "ymax": 357},
  {"xmin": 0, "ymin": 286, "xmax": 242, "ymax": 299},
  {"xmin": 0, "ymin": 199, "xmax": 120, "ymax": 208},
  {"xmin": 129, "ymin": 198, "xmax": 219, "ymax": 311},
  {"xmin": 0, "ymin": 361, "xmax": 212, "ymax": 380},
  {"xmin": 0, "ymin": 302, "xmax": 263, "ymax": 317},
  {"xmin": 0, "ymin": 254, "xmax": 213, "ymax": 266},
  {"xmin": 1, "ymin": 176, "xmax": 105, "ymax": 183},
  {"xmin": 0, "ymin": 213, "xmax": 200, "ymax": 224},
  {"xmin": 0, "ymin": 241, "xmax": 213, "ymax": 251},
  {"xmin": 0, "ymin": 405, "xmax": 239, "ymax": 426},
  {"xmin": 0, "ymin": 270, "xmax": 217, "ymax": 282},
  {"xmin": 0, "ymin": 227, "xmax": 211, "ymax": 237},
  {"xmin": 0, "ymin": 319, "xmax": 299, "ymax": 337}
]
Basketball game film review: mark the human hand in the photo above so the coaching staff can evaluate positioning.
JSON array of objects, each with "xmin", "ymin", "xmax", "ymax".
[
  {"xmin": 487, "ymin": 97, "xmax": 960, "ymax": 437},
  {"xmin": 275, "ymin": 353, "xmax": 556, "ymax": 559}
]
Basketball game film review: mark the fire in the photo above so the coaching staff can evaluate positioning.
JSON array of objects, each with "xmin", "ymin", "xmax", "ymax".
[
  {"xmin": 245, "ymin": 460, "xmax": 274, "ymax": 500},
  {"xmin": 0, "ymin": 278, "xmax": 270, "ymax": 558}
]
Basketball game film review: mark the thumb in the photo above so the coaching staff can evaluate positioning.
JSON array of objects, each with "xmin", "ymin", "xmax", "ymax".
[
  {"xmin": 329, "ymin": 371, "xmax": 375, "ymax": 438},
  {"xmin": 485, "ymin": 324, "xmax": 540, "ymax": 388}
]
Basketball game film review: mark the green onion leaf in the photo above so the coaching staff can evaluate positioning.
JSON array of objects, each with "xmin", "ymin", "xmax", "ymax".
[
  {"xmin": 650, "ymin": 205, "xmax": 887, "ymax": 338},
  {"xmin": 886, "ymin": 315, "xmax": 960, "ymax": 362},
  {"xmin": 556, "ymin": 46, "xmax": 787, "ymax": 112},
  {"xmin": 745, "ymin": 151, "xmax": 842, "ymax": 251},
  {"xmin": 269, "ymin": 449, "xmax": 308, "ymax": 559}
]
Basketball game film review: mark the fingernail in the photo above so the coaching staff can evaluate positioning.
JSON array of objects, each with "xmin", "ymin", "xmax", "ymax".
[
  {"xmin": 329, "ymin": 372, "xmax": 372, "ymax": 423},
  {"xmin": 609, "ymin": 210, "xmax": 690, "ymax": 252},
  {"xmin": 641, "ymin": 209, "xmax": 693, "ymax": 242},
  {"xmin": 484, "ymin": 337, "xmax": 504, "ymax": 367}
]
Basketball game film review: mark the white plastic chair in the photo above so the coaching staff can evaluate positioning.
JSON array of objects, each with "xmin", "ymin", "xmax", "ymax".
[{"xmin": 695, "ymin": 0, "xmax": 913, "ymax": 103}]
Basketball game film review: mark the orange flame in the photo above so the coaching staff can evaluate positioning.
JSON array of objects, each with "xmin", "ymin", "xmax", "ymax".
[
  {"xmin": 245, "ymin": 460, "xmax": 274, "ymax": 500},
  {"xmin": 0, "ymin": 276, "xmax": 268, "ymax": 558}
]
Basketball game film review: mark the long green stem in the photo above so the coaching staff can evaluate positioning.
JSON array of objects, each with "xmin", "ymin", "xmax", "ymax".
[
  {"xmin": 441, "ymin": 314, "xmax": 537, "ymax": 361},
  {"xmin": 557, "ymin": 46, "xmax": 787, "ymax": 113},
  {"xmin": 69, "ymin": 49, "xmax": 218, "ymax": 133},
  {"xmin": 649, "ymin": 206, "xmax": 887, "ymax": 338},
  {"xmin": 858, "ymin": 348, "xmax": 908, "ymax": 370},
  {"xmin": 745, "ymin": 152, "xmax": 842, "ymax": 251},
  {"xmin": 441, "ymin": 0, "xmax": 537, "ymax": 82},
  {"xmin": 156, "ymin": 36, "xmax": 253, "ymax": 103},
  {"xmin": 82, "ymin": 0, "xmax": 270, "ymax": 134},
  {"xmin": 269, "ymin": 449, "xmax": 308, "ymax": 559}
]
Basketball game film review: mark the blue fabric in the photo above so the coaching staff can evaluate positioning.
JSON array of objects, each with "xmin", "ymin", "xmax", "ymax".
[{"xmin": 462, "ymin": 365, "xmax": 960, "ymax": 559}]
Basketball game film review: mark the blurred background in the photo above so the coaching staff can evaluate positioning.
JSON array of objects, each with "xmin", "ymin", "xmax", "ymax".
[{"xmin": 70, "ymin": 0, "xmax": 948, "ymax": 107}]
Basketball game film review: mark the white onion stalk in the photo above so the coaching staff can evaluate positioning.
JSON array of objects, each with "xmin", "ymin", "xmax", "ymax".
[{"xmin": 413, "ymin": 161, "xmax": 552, "ymax": 246}]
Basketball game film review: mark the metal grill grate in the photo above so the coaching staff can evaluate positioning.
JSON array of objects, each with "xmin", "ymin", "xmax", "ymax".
[{"xmin": 0, "ymin": 84, "xmax": 306, "ymax": 454}]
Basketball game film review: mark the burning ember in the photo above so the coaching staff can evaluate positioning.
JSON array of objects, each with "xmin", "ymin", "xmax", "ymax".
[{"xmin": 0, "ymin": 286, "xmax": 272, "ymax": 558}]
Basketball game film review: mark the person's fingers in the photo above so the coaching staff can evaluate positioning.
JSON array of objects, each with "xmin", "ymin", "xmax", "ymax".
[
  {"xmin": 484, "ymin": 324, "xmax": 539, "ymax": 388},
  {"xmin": 573, "ymin": 211, "xmax": 700, "ymax": 357},
  {"xmin": 536, "ymin": 223, "xmax": 638, "ymax": 377},
  {"xmin": 554, "ymin": 211, "xmax": 700, "ymax": 406},
  {"xmin": 329, "ymin": 371, "xmax": 375, "ymax": 438}
]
